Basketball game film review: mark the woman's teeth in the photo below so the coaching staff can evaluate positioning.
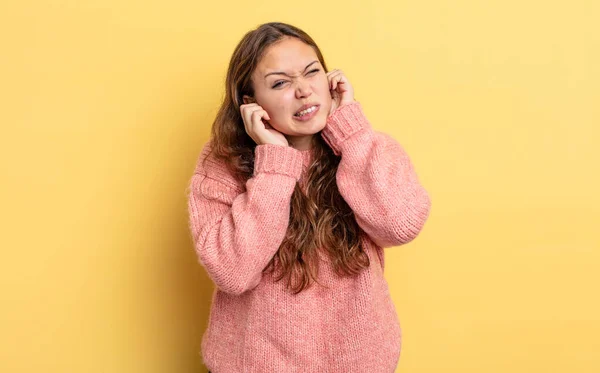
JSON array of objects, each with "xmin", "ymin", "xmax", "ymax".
[{"xmin": 295, "ymin": 106, "xmax": 317, "ymax": 117}]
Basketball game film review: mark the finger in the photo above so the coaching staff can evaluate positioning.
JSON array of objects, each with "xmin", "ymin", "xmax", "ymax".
[
  {"xmin": 329, "ymin": 72, "xmax": 344, "ymax": 88},
  {"xmin": 243, "ymin": 106, "xmax": 262, "ymax": 131},
  {"xmin": 240, "ymin": 103, "xmax": 258, "ymax": 123},
  {"xmin": 251, "ymin": 109, "xmax": 269, "ymax": 124},
  {"xmin": 327, "ymin": 71, "xmax": 342, "ymax": 85},
  {"xmin": 251, "ymin": 109, "xmax": 270, "ymax": 128},
  {"xmin": 329, "ymin": 74, "xmax": 338, "ymax": 90},
  {"xmin": 241, "ymin": 105, "xmax": 256, "ymax": 130},
  {"xmin": 240, "ymin": 103, "xmax": 258, "ymax": 111},
  {"xmin": 327, "ymin": 70, "xmax": 342, "ymax": 81},
  {"xmin": 332, "ymin": 74, "xmax": 346, "ymax": 91}
]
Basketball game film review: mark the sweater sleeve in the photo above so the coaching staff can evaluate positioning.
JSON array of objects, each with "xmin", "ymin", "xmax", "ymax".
[
  {"xmin": 320, "ymin": 101, "xmax": 432, "ymax": 248},
  {"xmin": 186, "ymin": 141, "xmax": 303, "ymax": 295}
]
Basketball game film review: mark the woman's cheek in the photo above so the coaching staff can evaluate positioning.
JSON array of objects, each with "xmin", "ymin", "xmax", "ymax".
[
  {"xmin": 270, "ymin": 104, "xmax": 289, "ymax": 127},
  {"xmin": 323, "ymin": 92, "xmax": 333, "ymax": 113}
]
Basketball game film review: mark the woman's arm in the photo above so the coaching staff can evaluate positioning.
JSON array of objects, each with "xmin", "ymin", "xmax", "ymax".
[
  {"xmin": 187, "ymin": 142, "xmax": 303, "ymax": 295},
  {"xmin": 321, "ymin": 101, "xmax": 432, "ymax": 248}
]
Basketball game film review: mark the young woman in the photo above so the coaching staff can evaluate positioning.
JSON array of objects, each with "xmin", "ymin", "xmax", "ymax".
[{"xmin": 187, "ymin": 22, "xmax": 431, "ymax": 373}]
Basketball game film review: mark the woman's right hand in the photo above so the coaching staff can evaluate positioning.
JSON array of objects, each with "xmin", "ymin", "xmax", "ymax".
[{"xmin": 240, "ymin": 103, "xmax": 288, "ymax": 147}]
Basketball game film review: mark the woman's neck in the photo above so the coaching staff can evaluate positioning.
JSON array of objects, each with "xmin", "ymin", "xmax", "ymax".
[{"xmin": 286, "ymin": 134, "xmax": 314, "ymax": 151}]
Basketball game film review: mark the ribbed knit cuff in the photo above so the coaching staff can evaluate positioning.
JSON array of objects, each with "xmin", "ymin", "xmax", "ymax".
[
  {"xmin": 253, "ymin": 144, "xmax": 304, "ymax": 181},
  {"xmin": 321, "ymin": 101, "xmax": 371, "ymax": 156}
]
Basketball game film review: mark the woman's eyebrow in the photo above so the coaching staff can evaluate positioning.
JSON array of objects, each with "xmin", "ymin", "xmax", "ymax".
[{"xmin": 264, "ymin": 60, "xmax": 319, "ymax": 78}]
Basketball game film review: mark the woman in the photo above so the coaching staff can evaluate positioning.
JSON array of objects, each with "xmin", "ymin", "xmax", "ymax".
[{"xmin": 187, "ymin": 22, "xmax": 431, "ymax": 373}]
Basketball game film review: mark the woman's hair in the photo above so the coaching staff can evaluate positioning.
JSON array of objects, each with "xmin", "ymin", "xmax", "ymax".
[{"xmin": 204, "ymin": 22, "xmax": 370, "ymax": 294}]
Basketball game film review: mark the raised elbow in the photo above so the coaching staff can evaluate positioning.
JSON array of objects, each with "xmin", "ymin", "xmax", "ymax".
[
  {"xmin": 211, "ymin": 271, "xmax": 262, "ymax": 296},
  {"xmin": 377, "ymin": 188, "xmax": 432, "ymax": 247},
  {"xmin": 195, "ymin": 247, "xmax": 263, "ymax": 296},
  {"xmin": 396, "ymin": 188, "xmax": 432, "ymax": 243}
]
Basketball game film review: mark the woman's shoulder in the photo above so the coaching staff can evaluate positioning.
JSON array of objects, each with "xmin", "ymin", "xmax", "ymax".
[{"xmin": 193, "ymin": 139, "xmax": 243, "ymax": 192}]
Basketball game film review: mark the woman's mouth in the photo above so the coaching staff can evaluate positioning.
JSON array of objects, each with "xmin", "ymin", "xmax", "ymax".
[{"xmin": 293, "ymin": 105, "xmax": 320, "ymax": 121}]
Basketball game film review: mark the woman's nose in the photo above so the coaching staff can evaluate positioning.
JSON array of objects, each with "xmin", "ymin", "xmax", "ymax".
[{"xmin": 294, "ymin": 79, "xmax": 312, "ymax": 98}]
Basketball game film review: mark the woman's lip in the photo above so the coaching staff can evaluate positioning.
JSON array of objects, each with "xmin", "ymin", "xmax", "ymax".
[{"xmin": 293, "ymin": 105, "xmax": 320, "ymax": 121}]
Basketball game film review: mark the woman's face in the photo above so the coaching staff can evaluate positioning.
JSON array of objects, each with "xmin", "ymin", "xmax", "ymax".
[{"xmin": 243, "ymin": 37, "xmax": 332, "ymax": 147}]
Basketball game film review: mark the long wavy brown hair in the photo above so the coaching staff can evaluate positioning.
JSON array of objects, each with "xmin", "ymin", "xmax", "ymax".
[{"xmin": 203, "ymin": 22, "xmax": 370, "ymax": 294}]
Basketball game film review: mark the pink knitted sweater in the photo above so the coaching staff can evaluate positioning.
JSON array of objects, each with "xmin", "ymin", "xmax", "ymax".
[{"xmin": 187, "ymin": 101, "xmax": 431, "ymax": 373}]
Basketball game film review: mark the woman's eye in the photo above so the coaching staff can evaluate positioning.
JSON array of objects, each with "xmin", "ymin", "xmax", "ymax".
[{"xmin": 272, "ymin": 69, "xmax": 319, "ymax": 89}]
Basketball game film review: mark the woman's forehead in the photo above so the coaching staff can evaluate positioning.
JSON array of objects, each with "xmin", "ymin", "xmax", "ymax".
[{"xmin": 257, "ymin": 40, "xmax": 318, "ymax": 77}]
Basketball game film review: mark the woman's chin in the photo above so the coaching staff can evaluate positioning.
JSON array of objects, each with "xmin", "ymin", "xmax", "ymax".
[
  {"xmin": 295, "ymin": 125, "xmax": 325, "ymax": 136},
  {"xmin": 282, "ymin": 120, "xmax": 325, "ymax": 135}
]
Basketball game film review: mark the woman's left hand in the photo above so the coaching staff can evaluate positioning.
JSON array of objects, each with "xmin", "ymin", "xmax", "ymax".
[{"xmin": 327, "ymin": 69, "xmax": 355, "ymax": 116}]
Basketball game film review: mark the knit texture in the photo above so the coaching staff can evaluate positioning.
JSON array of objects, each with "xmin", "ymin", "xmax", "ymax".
[{"xmin": 187, "ymin": 101, "xmax": 431, "ymax": 373}]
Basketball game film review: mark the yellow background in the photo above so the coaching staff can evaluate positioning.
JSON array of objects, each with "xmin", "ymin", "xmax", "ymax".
[{"xmin": 1, "ymin": 0, "xmax": 598, "ymax": 372}]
